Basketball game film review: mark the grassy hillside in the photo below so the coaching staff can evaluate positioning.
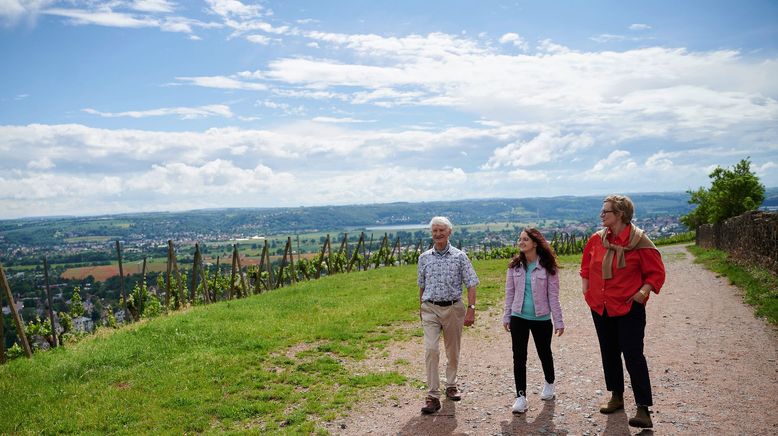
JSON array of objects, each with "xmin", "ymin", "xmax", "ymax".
[{"xmin": 0, "ymin": 257, "xmax": 532, "ymax": 434}]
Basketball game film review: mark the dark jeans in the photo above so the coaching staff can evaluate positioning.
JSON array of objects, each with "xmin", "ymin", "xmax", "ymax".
[
  {"xmin": 509, "ymin": 316, "xmax": 555, "ymax": 397},
  {"xmin": 591, "ymin": 302, "xmax": 653, "ymax": 406}
]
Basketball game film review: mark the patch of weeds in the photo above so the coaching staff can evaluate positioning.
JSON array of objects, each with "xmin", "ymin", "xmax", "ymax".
[{"xmin": 296, "ymin": 356, "xmax": 344, "ymax": 375}]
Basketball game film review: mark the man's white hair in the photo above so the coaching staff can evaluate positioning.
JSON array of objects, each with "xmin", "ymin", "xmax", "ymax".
[{"xmin": 429, "ymin": 216, "xmax": 453, "ymax": 230}]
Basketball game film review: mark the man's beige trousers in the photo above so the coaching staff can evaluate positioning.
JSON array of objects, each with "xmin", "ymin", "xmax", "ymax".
[{"xmin": 421, "ymin": 300, "xmax": 466, "ymax": 399}]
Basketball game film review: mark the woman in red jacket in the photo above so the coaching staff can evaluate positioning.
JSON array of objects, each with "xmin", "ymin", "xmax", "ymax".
[{"xmin": 580, "ymin": 194, "xmax": 665, "ymax": 429}]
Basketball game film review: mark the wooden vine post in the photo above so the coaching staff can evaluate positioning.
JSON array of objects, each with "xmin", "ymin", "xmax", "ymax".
[
  {"xmin": 165, "ymin": 241, "xmax": 173, "ymax": 307},
  {"xmin": 0, "ymin": 295, "xmax": 3, "ymax": 363},
  {"xmin": 261, "ymin": 240, "xmax": 275, "ymax": 291},
  {"xmin": 254, "ymin": 241, "xmax": 268, "ymax": 294},
  {"xmin": 167, "ymin": 240, "xmax": 185, "ymax": 307},
  {"xmin": 214, "ymin": 255, "xmax": 221, "ymax": 299},
  {"xmin": 276, "ymin": 236, "xmax": 295, "ymax": 288},
  {"xmin": 379, "ymin": 233, "xmax": 390, "ymax": 267},
  {"xmin": 42, "ymin": 257, "xmax": 58, "ymax": 348},
  {"xmin": 316, "ymin": 234, "xmax": 330, "ymax": 279},
  {"xmin": 229, "ymin": 246, "xmax": 238, "ymax": 299},
  {"xmin": 234, "ymin": 244, "xmax": 249, "ymax": 297},
  {"xmin": 194, "ymin": 245, "xmax": 211, "ymax": 304},
  {"xmin": 287, "ymin": 237, "xmax": 296, "ymax": 285},
  {"xmin": 0, "ymin": 263, "xmax": 33, "ymax": 359},
  {"xmin": 365, "ymin": 233, "xmax": 374, "ymax": 267},
  {"xmin": 334, "ymin": 233, "xmax": 348, "ymax": 275},
  {"xmin": 115, "ymin": 241, "xmax": 130, "ymax": 323},
  {"xmin": 190, "ymin": 244, "xmax": 199, "ymax": 303},
  {"xmin": 140, "ymin": 256, "xmax": 147, "ymax": 316},
  {"xmin": 347, "ymin": 232, "xmax": 366, "ymax": 272},
  {"xmin": 392, "ymin": 236, "xmax": 402, "ymax": 266}
]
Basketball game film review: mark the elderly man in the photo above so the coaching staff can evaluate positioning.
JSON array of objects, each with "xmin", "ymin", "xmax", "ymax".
[{"xmin": 417, "ymin": 216, "xmax": 479, "ymax": 414}]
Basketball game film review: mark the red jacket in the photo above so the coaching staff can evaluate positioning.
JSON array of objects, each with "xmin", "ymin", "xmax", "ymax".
[{"xmin": 580, "ymin": 224, "xmax": 665, "ymax": 316}]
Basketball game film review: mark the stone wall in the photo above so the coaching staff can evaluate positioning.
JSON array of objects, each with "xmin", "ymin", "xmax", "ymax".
[{"xmin": 696, "ymin": 210, "xmax": 778, "ymax": 274}]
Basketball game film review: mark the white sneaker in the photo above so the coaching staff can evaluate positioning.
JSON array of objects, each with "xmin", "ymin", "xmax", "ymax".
[
  {"xmin": 540, "ymin": 381, "xmax": 555, "ymax": 400},
  {"xmin": 512, "ymin": 395, "xmax": 528, "ymax": 413}
]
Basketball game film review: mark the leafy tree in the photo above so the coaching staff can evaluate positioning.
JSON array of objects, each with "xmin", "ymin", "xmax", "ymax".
[
  {"xmin": 69, "ymin": 288, "xmax": 85, "ymax": 318},
  {"xmin": 682, "ymin": 158, "xmax": 765, "ymax": 230}
]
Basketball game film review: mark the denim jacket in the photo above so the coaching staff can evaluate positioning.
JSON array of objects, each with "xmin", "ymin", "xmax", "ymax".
[{"xmin": 502, "ymin": 263, "xmax": 564, "ymax": 329}]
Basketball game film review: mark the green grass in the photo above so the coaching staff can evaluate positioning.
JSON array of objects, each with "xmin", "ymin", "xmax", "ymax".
[
  {"xmin": 63, "ymin": 236, "xmax": 115, "ymax": 243},
  {"xmin": 0, "ymin": 258, "xmax": 513, "ymax": 434},
  {"xmin": 687, "ymin": 245, "xmax": 778, "ymax": 325},
  {"xmin": 654, "ymin": 231, "xmax": 696, "ymax": 246}
]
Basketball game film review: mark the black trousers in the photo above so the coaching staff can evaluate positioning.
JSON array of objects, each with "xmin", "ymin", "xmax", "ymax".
[
  {"xmin": 509, "ymin": 316, "xmax": 555, "ymax": 397},
  {"xmin": 591, "ymin": 302, "xmax": 653, "ymax": 406}
]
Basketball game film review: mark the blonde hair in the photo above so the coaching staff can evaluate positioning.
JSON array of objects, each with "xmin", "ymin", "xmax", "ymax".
[{"xmin": 603, "ymin": 194, "xmax": 634, "ymax": 224}]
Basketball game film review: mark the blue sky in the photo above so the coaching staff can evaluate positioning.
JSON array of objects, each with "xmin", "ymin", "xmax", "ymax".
[{"xmin": 1, "ymin": 0, "xmax": 777, "ymax": 219}]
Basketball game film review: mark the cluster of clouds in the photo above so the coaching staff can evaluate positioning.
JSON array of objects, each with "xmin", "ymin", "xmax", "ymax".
[{"xmin": 1, "ymin": 0, "xmax": 776, "ymax": 218}]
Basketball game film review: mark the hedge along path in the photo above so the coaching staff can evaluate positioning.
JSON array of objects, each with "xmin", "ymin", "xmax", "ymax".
[{"xmin": 328, "ymin": 244, "xmax": 778, "ymax": 435}]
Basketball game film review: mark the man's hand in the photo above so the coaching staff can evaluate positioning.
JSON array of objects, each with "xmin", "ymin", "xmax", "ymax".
[
  {"xmin": 464, "ymin": 307, "xmax": 475, "ymax": 326},
  {"xmin": 503, "ymin": 322, "xmax": 510, "ymax": 332}
]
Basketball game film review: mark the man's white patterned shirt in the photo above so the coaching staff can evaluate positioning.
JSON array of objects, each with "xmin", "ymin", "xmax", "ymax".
[{"xmin": 417, "ymin": 244, "xmax": 479, "ymax": 302}]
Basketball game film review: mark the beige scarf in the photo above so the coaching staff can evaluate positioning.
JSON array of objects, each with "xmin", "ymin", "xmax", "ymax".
[{"xmin": 597, "ymin": 225, "xmax": 657, "ymax": 279}]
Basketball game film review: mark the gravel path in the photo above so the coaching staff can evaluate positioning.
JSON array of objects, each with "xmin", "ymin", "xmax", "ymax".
[{"xmin": 326, "ymin": 244, "xmax": 778, "ymax": 435}]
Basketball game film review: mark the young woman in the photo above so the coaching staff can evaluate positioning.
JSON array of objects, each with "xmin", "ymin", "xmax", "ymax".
[{"xmin": 503, "ymin": 228, "xmax": 565, "ymax": 413}]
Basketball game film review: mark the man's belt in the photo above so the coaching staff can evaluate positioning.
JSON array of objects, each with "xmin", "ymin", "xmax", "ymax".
[{"xmin": 427, "ymin": 299, "xmax": 459, "ymax": 306}]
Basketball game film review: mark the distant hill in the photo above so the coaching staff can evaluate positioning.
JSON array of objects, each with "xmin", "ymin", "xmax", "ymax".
[
  {"xmin": 0, "ymin": 191, "xmax": 698, "ymax": 246},
  {"xmin": 1, "ymin": 189, "xmax": 775, "ymax": 248}
]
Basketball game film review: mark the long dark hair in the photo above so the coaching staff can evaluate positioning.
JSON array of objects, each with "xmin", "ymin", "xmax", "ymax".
[{"xmin": 508, "ymin": 227, "xmax": 559, "ymax": 275}]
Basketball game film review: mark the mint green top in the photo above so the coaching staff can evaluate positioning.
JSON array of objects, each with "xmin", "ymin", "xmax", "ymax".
[{"xmin": 512, "ymin": 260, "xmax": 551, "ymax": 321}]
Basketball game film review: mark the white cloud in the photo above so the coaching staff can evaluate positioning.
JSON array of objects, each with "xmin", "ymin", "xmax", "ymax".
[
  {"xmin": 83, "ymin": 104, "xmax": 233, "ymax": 120},
  {"xmin": 256, "ymin": 99, "xmax": 305, "ymax": 116},
  {"xmin": 2, "ymin": 20, "xmax": 778, "ymax": 217},
  {"xmin": 590, "ymin": 33, "xmax": 625, "ymax": 43},
  {"xmin": 312, "ymin": 116, "xmax": 375, "ymax": 123},
  {"xmin": 176, "ymin": 75, "xmax": 267, "ymax": 90},
  {"xmin": 753, "ymin": 161, "xmax": 777, "ymax": 176},
  {"xmin": 126, "ymin": 159, "xmax": 294, "ymax": 195},
  {"xmin": 304, "ymin": 31, "xmax": 490, "ymax": 60},
  {"xmin": 629, "ymin": 23, "xmax": 652, "ymax": 31},
  {"xmin": 0, "ymin": 172, "xmax": 122, "ymax": 200},
  {"xmin": 499, "ymin": 32, "xmax": 528, "ymax": 51},
  {"xmin": 27, "ymin": 156, "xmax": 55, "ymax": 170},
  {"xmin": 205, "ymin": 0, "xmax": 263, "ymax": 19},
  {"xmin": 0, "ymin": 0, "xmax": 52, "ymax": 26},
  {"xmin": 246, "ymin": 33, "xmax": 270, "ymax": 44},
  {"xmin": 23, "ymin": 2, "xmax": 217, "ymax": 34},
  {"xmin": 483, "ymin": 130, "xmax": 594, "ymax": 169},
  {"xmin": 536, "ymin": 39, "xmax": 571, "ymax": 54},
  {"xmin": 583, "ymin": 150, "xmax": 639, "ymax": 181},
  {"xmin": 43, "ymin": 7, "xmax": 159, "ymax": 28},
  {"xmin": 130, "ymin": 0, "xmax": 175, "ymax": 13}
]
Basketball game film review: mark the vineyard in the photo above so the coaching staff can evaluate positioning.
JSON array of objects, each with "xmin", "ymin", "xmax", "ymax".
[{"xmin": 3, "ymin": 229, "xmax": 696, "ymax": 362}]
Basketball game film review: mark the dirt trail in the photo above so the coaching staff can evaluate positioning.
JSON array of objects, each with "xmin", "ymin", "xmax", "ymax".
[{"xmin": 326, "ymin": 244, "xmax": 778, "ymax": 435}]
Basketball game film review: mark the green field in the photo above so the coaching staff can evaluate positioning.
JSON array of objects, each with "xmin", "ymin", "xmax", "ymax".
[
  {"xmin": 0, "ymin": 257, "xmax": 525, "ymax": 434},
  {"xmin": 62, "ymin": 236, "xmax": 115, "ymax": 243}
]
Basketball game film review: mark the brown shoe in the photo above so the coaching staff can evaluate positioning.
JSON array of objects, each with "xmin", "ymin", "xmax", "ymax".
[
  {"xmin": 445, "ymin": 386, "xmax": 462, "ymax": 401},
  {"xmin": 628, "ymin": 405, "xmax": 653, "ymax": 428},
  {"xmin": 599, "ymin": 391, "xmax": 624, "ymax": 414},
  {"xmin": 421, "ymin": 396, "xmax": 441, "ymax": 414}
]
